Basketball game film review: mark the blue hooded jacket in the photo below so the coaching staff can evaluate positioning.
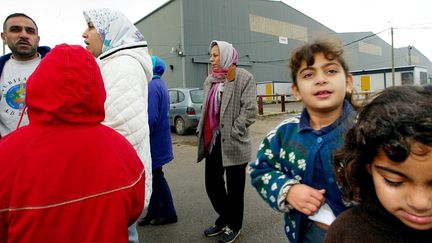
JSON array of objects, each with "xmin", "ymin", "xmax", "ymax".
[
  {"xmin": 148, "ymin": 56, "xmax": 173, "ymax": 169},
  {"xmin": 0, "ymin": 46, "xmax": 51, "ymax": 77}
]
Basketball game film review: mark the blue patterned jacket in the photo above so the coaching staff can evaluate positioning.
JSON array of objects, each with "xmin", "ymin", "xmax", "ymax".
[{"xmin": 249, "ymin": 100, "xmax": 355, "ymax": 242}]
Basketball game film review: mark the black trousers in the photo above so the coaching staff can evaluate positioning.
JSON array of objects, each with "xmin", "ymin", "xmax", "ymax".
[{"xmin": 205, "ymin": 136, "xmax": 247, "ymax": 232}]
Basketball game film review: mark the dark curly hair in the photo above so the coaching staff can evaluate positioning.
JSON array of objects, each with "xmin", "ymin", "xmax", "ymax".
[
  {"xmin": 289, "ymin": 38, "xmax": 357, "ymax": 109},
  {"xmin": 334, "ymin": 85, "xmax": 432, "ymax": 203}
]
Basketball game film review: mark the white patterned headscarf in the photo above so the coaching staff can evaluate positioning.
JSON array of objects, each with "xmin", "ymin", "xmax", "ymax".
[{"xmin": 83, "ymin": 8, "xmax": 145, "ymax": 53}]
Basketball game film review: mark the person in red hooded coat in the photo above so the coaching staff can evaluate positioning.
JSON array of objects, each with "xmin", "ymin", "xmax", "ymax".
[{"xmin": 0, "ymin": 44, "xmax": 145, "ymax": 243}]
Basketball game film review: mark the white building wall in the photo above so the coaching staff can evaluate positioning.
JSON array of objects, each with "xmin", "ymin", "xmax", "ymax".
[{"xmin": 352, "ymin": 66, "xmax": 427, "ymax": 94}]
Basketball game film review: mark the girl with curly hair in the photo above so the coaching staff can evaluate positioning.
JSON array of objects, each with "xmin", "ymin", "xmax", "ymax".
[{"xmin": 325, "ymin": 85, "xmax": 432, "ymax": 242}]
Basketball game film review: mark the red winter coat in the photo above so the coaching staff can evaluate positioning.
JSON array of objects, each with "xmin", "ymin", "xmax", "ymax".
[{"xmin": 0, "ymin": 44, "xmax": 144, "ymax": 243}]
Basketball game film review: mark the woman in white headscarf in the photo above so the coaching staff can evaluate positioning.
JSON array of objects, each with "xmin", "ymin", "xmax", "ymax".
[
  {"xmin": 82, "ymin": 8, "xmax": 153, "ymax": 243},
  {"xmin": 197, "ymin": 40, "xmax": 257, "ymax": 243}
]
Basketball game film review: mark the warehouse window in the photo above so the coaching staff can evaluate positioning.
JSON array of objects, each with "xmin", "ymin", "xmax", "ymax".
[
  {"xmin": 420, "ymin": 71, "xmax": 427, "ymax": 85},
  {"xmin": 249, "ymin": 14, "xmax": 308, "ymax": 42},
  {"xmin": 358, "ymin": 41, "xmax": 382, "ymax": 56},
  {"xmin": 401, "ymin": 72, "xmax": 414, "ymax": 85}
]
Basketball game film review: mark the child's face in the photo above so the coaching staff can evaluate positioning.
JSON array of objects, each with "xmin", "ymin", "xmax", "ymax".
[
  {"xmin": 367, "ymin": 143, "xmax": 432, "ymax": 230},
  {"xmin": 292, "ymin": 53, "xmax": 352, "ymax": 114}
]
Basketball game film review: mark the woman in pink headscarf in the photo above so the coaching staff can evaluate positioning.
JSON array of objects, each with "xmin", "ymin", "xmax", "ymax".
[{"xmin": 197, "ymin": 40, "xmax": 257, "ymax": 243}]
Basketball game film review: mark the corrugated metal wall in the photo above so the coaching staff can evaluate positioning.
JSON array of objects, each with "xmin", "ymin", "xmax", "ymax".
[
  {"xmin": 136, "ymin": 0, "xmax": 432, "ymax": 88},
  {"xmin": 135, "ymin": 0, "xmax": 184, "ymax": 88}
]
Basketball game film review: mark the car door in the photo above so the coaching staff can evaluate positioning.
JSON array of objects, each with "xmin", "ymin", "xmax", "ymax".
[
  {"xmin": 168, "ymin": 89, "xmax": 186, "ymax": 126},
  {"xmin": 189, "ymin": 88, "xmax": 203, "ymax": 118}
]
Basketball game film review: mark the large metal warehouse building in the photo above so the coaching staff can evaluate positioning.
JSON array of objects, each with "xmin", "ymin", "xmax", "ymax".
[{"xmin": 135, "ymin": 0, "xmax": 432, "ymax": 92}]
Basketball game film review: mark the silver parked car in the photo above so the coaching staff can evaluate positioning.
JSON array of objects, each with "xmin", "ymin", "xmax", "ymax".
[{"xmin": 168, "ymin": 88, "xmax": 203, "ymax": 135}]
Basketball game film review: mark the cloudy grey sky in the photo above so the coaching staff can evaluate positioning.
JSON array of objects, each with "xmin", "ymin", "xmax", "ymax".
[{"xmin": 2, "ymin": 0, "xmax": 431, "ymax": 60}]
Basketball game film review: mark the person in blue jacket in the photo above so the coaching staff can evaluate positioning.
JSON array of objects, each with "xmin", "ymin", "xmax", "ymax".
[
  {"xmin": 0, "ymin": 13, "xmax": 50, "ymax": 138},
  {"xmin": 139, "ymin": 55, "xmax": 177, "ymax": 226}
]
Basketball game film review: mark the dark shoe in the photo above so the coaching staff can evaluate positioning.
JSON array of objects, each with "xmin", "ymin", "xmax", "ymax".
[
  {"xmin": 218, "ymin": 227, "xmax": 241, "ymax": 243},
  {"xmin": 150, "ymin": 216, "xmax": 178, "ymax": 225},
  {"xmin": 138, "ymin": 215, "xmax": 153, "ymax": 226},
  {"xmin": 204, "ymin": 225, "xmax": 226, "ymax": 237}
]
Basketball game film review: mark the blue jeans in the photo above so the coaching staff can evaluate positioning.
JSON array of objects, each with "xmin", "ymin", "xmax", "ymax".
[
  {"xmin": 146, "ymin": 167, "xmax": 177, "ymax": 218},
  {"xmin": 300, "ymin": 220, "xmax": 327, "ymax": 243},
  {"xmin": 128, "ymin": 222, "xmax": 139, "ymax": 243}
]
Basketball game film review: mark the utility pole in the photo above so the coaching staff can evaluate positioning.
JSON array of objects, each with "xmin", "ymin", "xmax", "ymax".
[
  {"xmin": 391, "ymin": 27, "xmax": 395, "ymax": 86},
  {"xmin": 408, "ymin": 45, "xmax": 412, "ymax": 65}
]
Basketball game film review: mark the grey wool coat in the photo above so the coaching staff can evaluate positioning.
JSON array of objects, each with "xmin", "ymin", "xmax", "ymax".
[{"xmin": 197, "ymin": 67, "xmax": 257, "ymax": 167}]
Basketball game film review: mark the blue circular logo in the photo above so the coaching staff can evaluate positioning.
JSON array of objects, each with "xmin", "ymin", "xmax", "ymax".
[{"xmin": 6, "ymin": 83, "xmax": 26, "ymax": 109}]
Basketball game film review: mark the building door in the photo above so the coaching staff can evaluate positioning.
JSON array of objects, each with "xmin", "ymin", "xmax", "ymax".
[
  {"xmin": 265, "ymin": 83, "xmax": 273, "ymax": 102},
  {"xmin": 360, "ymin": 76, "xmax": 371, "ymax": 99}
]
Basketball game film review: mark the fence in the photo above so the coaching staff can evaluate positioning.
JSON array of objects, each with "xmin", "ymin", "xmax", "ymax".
[
  {"xmin": 257, "ymin": 94, "xmax": 292, "ymax": 115},
  {"xmin": 257, "ymin": 91, "xmax": 375, "ymax": 115}
]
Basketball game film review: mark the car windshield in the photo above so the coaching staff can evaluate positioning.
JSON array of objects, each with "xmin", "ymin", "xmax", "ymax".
[{"xmin": 190, "ymin": 89, "xmax": 203, "ymax": 103}]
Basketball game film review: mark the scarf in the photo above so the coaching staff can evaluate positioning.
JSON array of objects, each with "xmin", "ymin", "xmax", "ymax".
[
  {"xmin": 83, "ymin": 8, "xmax": 145, "ymax": 53},
  {"xmin": 203, "ymin": 78, "xmax": 224, "ymax": 152},
  {"xmin": 203, "ymin": 40, "xmax": 238, "ymax": 153}
]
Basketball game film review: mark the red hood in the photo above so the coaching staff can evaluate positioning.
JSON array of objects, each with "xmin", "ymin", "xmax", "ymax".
[{"xmin": 26, "ymin": 44, "xmax": 106, "ymax": 124}]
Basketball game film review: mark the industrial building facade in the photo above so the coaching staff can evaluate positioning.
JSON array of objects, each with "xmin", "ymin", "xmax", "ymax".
[{"xmin": 135, "ymin": 0, "xmax": 432, "ymax": 94}]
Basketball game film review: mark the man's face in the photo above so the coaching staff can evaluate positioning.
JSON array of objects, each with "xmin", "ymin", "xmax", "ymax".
[{"xmin": 1, "ymin": 16, "xmax": 40, "ymax": 61}]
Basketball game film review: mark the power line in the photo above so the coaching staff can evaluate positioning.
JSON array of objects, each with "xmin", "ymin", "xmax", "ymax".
[
  {"xmin": 343, "ymin": 28, "xmax": 389, "ymax": 47},
  {"xmin": 401, "ymin": 26, "xmax": 432, "ymax": 30}
]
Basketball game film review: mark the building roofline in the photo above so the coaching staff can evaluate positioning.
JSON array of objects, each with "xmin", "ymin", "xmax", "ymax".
[
  {"xmin": 134, "ymin": 0, "xmax": 175, "ymax": 24},
  {"xmin": 351, "ymin": 65, "xmax": 428, "ymax": 75}
]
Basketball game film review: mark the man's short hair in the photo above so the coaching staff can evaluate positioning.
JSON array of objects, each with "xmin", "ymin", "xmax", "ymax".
[{"xmin": 3, "ymin": 13, "xmax": 38, "ymax": 32}]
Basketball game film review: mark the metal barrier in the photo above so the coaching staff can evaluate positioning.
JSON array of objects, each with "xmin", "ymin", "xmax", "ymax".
[
  {"xmin": 257, "ymin": 91, "xmax": 375, "ymax": 115},
  {"xmin": 257, "ymin": 94, "xmax": 291, "ymax": 115},
  {"xmin": 354, "ymin": 91, "xmax": 373, "ymax": 100}
]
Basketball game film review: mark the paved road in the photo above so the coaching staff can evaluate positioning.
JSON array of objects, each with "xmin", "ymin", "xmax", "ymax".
[{"xmin": 137, "ymin": 112, "xmax": 297, "ymax": 243}]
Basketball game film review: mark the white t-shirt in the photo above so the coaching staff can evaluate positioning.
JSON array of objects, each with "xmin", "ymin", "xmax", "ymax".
[{"xmin": 0, "ymin": 56, "xmax": 41, "ymax": 137}]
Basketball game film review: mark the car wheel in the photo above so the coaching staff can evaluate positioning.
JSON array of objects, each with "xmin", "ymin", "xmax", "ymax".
[{"xmin": 175, "ymin": 117, "xmax": 187, "ymax": 135}]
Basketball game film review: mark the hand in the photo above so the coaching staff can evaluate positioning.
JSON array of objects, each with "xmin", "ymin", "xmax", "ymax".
[{"xmin": 286, "ymin": 184, "xmax": 325, "ymax": 216}]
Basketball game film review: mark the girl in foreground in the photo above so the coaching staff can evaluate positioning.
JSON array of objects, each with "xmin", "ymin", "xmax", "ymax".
[{"xmin": 325, "ymin": 85, "xmax": 432, "ymax": 242}]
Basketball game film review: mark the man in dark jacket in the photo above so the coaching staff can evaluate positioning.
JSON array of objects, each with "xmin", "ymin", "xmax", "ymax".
[{"xmin": 0, "ymin": 13, "xmax": 50, "ymax": 137}]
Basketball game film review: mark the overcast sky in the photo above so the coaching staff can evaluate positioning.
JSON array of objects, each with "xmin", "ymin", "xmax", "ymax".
[{"xmin": 2, "ymin": 0, "xmax": 432, "ymax": 60}]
